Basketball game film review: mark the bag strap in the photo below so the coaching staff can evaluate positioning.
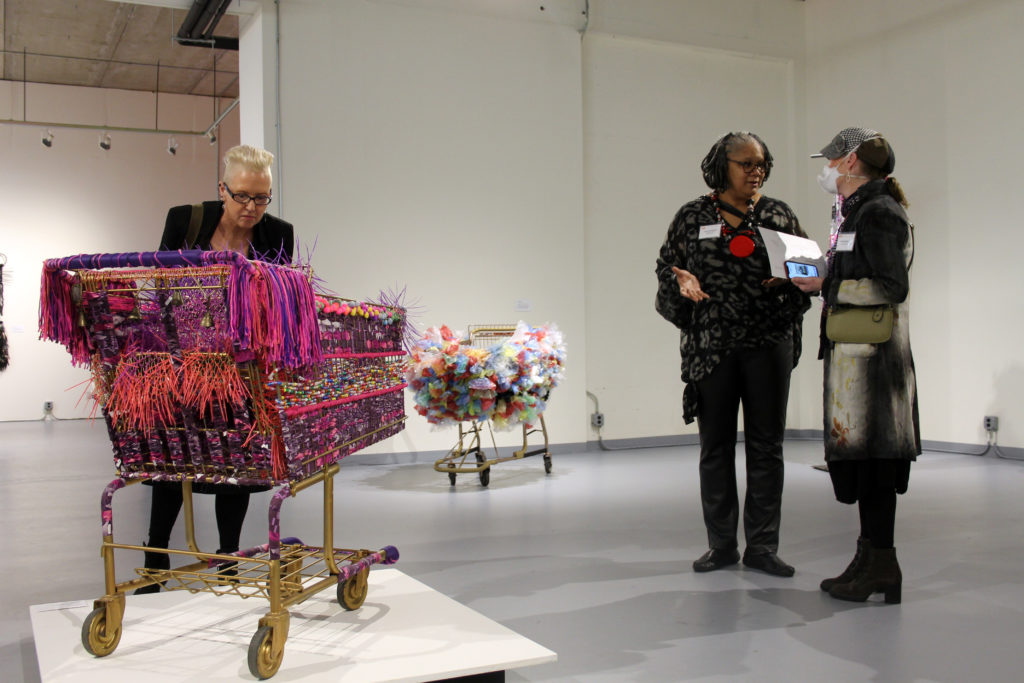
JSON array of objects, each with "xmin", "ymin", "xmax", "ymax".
[
  {"xmin": 907, "ymin": 222, "xmax": 915, "ymax": 271},
  {"xmin": 185, "ymin": 203, "xmax": 204, "ymax": 248},
  {"xmin": 714, "ymin": 199, "xmax": 747, "ymax": 220}
]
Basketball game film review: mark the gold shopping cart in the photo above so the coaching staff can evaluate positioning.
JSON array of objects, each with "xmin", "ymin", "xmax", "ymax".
[
  {"xmin": 421, "ymin": 324, "xmax": 556, "ymax": 487},
  {"xmin": 41, "ymin": 250, "xmax": 407, "ymax": 678}
]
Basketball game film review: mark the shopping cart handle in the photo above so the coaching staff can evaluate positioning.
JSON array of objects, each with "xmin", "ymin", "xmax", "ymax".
[
  {"xmin": 337, "ymin": 545, "xmax": 400, "ymax": 582},
  {"xmin": 45, "ymin": 250, "xmax": 252, "ymax": 272}
]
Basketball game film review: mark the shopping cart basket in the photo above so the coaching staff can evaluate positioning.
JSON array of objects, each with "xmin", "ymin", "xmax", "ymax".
[{"xmin": 40, "ymin": 250, "xmax": 407, "ymax": 678}]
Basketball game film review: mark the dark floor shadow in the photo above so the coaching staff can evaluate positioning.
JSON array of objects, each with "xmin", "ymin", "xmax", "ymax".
[{"xmin": 500, "ymin": 586, "xmax": 852, "ymax": 681}]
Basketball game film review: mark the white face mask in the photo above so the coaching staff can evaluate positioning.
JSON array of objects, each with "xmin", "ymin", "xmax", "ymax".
[
  {"xmin": 819, "ymin": 153, "xmax": 873, "ymax": 195},
  {"xmin": 817, "ymin": 163, "xmax": 840, "ymax": 194}
]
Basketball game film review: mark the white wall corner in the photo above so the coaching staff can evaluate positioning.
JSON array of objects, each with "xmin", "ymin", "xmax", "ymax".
[{"xmin": 238, "ymin": 1, "xmax": 282, "ymax": 203}]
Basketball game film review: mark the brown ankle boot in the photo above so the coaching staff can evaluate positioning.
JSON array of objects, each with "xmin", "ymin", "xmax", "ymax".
[
  {"xmin": 829, "ymin": 547, "xmax": 902, "ymax": 604},
  {"xmin": 820, "ymin": 537, "xmax": 870, "ymax": 592}
]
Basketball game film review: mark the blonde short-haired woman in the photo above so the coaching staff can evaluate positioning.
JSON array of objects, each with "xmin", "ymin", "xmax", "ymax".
[{"xmin": 138, "ymin": 144, "xmax": 295, "ymax": 593}]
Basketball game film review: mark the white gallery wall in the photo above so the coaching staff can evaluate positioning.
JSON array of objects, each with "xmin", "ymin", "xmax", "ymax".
[
  {"xmin": 267, "ymin": 0, "xmax": 588, "ymax": 455},
  {"xmin": 0, "ymin": 80, "xmax": 240, "ymax": 421},
  {"xmin": 581, "ymin": 20, "xmax": 809, "ymax": 443},
  {"xmin": 584, "ymin": 0, "xmax": 1023, "ymax": 449},
  {"xmin": 1, "ymin": 0, "xmax": 1020, "ymax": 453},
  {"xmin": 251, "ymin": 0, "xmax": 1020, "ymax": 452}
]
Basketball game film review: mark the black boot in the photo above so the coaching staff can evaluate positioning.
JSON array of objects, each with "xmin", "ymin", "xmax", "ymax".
[
  {"xmin": 693, "ymin": 547, "xmax": 740, "ymax": 572},
  {"xmin": 829, "ymin": 546, "xmax": 902, "ymax": 604},
  {"xmin": 742, "ymin": 551, "xmax": 795, "ymax": 577},
  {"xmin": 820, "ymin": 537, "xmax": 870, "ymax": 592},
  {"xmin": 134, "ymin": 546, "xmax": 170, "ymax": 595},
  {"xmin": 215, "ymin": 548, "xmax": 238, "ymax": 580}
]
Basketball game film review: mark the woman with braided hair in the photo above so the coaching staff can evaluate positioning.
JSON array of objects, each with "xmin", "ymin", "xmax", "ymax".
[{"xmin": 656, "ymin": 132, "xmax": 811, "ymax": 577}]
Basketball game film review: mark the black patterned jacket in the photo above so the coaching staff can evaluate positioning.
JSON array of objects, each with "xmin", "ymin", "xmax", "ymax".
[{"xmin": 655, "ymin": 194, "xmax": 811, "ymax": 422}]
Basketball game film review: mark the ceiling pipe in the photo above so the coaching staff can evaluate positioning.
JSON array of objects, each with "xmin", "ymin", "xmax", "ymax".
[
  {"xmin": 174, "ymin": 0, "xmax": 238, "ymax": 50},
  {"xmin": 0, "ymin": 119, "xmax": 207, "ymax": 137},
  {"xmin": 1, "ymin": 93, "xmax": 240, "ymax": 140},
  {"xmin": 0, "ymin": 47, "xmax": 235, "ymax": 77},
  {"xmin": 174, "ymin": 36, "xmax": 239, "ymax": 50},
  {"xmin": 203, "ymin": 97, "xmax": 239, "ymax": 138},
  {"xmin": 176, "ymin": 0, "xmax": 206, "ymax": 38},
  {"xmin": 196, "ymin": 0, "xmax": 232, "ymax": 38}
]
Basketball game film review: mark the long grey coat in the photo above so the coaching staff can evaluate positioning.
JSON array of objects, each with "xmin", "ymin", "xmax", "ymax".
[{"xmin": 821, "ymin": 180, "xmax": 921, "ymax": 462}]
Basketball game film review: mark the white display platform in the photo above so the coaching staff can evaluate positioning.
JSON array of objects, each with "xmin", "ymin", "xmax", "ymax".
[{"xmin": 31, "ymin": 568, "xmax": 556, "ymax": 682}]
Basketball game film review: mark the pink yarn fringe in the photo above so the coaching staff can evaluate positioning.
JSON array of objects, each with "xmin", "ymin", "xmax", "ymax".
[
  {"xmin": 219, "ymin": 255, "xmax": 322, "ymax": 370},
  {"xmin": 39, "ymin": 264, "xmax": 91, "ymax": 367}
]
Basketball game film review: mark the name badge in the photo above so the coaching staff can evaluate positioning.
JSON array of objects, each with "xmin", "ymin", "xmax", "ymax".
[
  {"xmin": 835, "ymin": 233, "xmax": 856, "ymax": 251},
  {"xmin": 699, "ymin": 224, "xmax": 722, "ymax": 240}
]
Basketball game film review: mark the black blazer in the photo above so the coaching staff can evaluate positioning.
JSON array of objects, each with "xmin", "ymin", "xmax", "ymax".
[{"xmin": 159, "ymin": 200, "xmax": 295, "ymax": 263}]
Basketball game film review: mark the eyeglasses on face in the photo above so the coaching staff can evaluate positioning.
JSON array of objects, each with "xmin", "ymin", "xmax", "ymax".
[
  {"xmin": 223, "ymin": 183, "xmax": 272, "ymax": 206},
  {"xmin": 727, "ymin": 158, "xmax": 768, "ymax": 174}
]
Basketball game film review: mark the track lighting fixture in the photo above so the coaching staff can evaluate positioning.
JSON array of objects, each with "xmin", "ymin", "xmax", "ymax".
[
  {"xmin": 41, "ymin": 130, "xmax": 54, "ymax": 148},
  {"xmin": 99, "ymin": 133, "xmax": 112, "ymax": 151},
  {"xmin": 167, "ymin": 136, "xmax": 179, "ymax": 156}
]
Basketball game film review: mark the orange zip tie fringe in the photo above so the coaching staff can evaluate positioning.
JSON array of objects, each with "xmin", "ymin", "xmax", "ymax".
[
  {"xmin": 106, "ymin": 352, "xmax": 179, "ymax": 434},
  {"xmin": 179, "ymin": 351, "xmax": 249, "ymax": 423}
]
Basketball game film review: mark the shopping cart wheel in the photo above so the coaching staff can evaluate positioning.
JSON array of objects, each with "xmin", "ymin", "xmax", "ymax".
[
  {"xmin": 476, "ymin": 451, "xmax": 490, "ymax": 487},
  {"xmin": 544, "ymin": 455, "xmax": 552, "ymax": 473},
  {"xmin": 338, "ymin": 568, "xmax": 369, "ymax": 610},
  {"xmin": 248, "ymin": 625, "xmax": 284, "ymax": 679},
  {"xmin": 448, "ymin": 471, "xmax": 457, "ymax": 485},
  {"xmin": 81, "ymin": 606, "xmax": 121, "ymax": 657}
]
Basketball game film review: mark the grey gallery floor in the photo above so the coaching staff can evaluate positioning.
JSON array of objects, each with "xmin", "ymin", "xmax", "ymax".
[{"xmin": 1, "ymin": 419, "xmax": 1022, "ymax": 682}]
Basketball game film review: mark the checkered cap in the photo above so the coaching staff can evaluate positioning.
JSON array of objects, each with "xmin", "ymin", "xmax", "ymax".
[{"xmin": 811, "ymin": 127, "xmax": 880, "ymax": 159}]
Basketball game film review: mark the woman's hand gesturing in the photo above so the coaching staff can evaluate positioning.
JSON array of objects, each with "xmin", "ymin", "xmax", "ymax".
[{"xmin": 672, "ymin": 266, "xmax": 710, "ymax": 303}]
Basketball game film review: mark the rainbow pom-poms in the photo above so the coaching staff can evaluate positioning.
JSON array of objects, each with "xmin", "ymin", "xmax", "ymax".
[{"xmin": 406, "ymin": 322, "xmax": 565, "ymax": 430}]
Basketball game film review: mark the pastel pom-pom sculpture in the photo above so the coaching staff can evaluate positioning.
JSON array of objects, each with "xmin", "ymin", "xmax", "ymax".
[{"xmin": 405, "ymin": 321, "xmax": 565, "ymax": 430}]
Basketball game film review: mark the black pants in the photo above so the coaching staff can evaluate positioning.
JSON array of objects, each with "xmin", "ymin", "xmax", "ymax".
[
  {"xmin": 145, "ymin": 483, "xmax": 250, "ymax": 555},
  {"xmin": 695, "ymin": 339, "xmax": 792, "ymax": 554}
]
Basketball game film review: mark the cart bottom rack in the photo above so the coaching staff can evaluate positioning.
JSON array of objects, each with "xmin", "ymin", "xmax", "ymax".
[
  {"xmin": 434, "ymin": 415, "xmax": 552, "ymax": 487},
  {"xmin": 84, "ymin": 464, "xmax": 398, "ymax": 679}
]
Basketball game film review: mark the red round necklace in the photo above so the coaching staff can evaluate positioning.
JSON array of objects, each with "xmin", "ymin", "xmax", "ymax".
[{"xmin": 711, "ymin": 193, "xmax": 757, "ymax": 258}]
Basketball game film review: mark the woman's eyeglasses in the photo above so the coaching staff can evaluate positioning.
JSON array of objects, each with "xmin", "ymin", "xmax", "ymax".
[
  {"xmin": 727, "ymin": 159, "xmax": 768, "ymax": 174},
  {"xmin": 223, "ymin": 183, "xmax": 272, "ymax": 206}
]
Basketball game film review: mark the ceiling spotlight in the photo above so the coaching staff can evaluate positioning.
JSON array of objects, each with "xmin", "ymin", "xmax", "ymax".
[
  {"xmin": 207, "ymin": 131, "xmax": 217, "ymax": 146},
  {"xmin": 99, "ymin": 133, "xmax": 112, "ymax": 151},
  {"xmin": 41, "ymin": 130, "xmax": 54, "ymax": 148},
  {"xmin": 167, "ymin": 136, "xmax": 179, "ymax": 156}
]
